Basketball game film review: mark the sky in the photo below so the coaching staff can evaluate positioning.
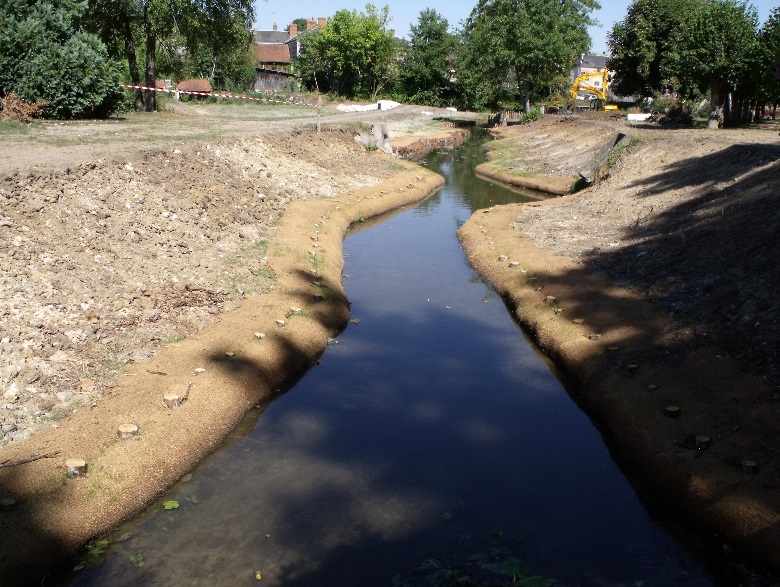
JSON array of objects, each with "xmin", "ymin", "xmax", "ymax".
[{"xmin": 254, "ymin": 0, "xmax": 777, "ymax": 55}]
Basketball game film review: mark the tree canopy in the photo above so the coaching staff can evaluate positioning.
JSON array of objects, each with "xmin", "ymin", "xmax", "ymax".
[
  {"xmin": 606, "ymin": 0, "xmax": 691, "ymax": 97},
  {"xmin": 459, "ymin": 0, "xmax": 599, "ymax": 110},
  {"xmin": 86, "ymin": 0, "xmax": 254, "ymax": 111},
  {"xmin": 608, "ymin": 0, "xmax": 765, "ymax": 127},
  {"xmin": 398, "ymin": 9, "xmax": 457, "ymax": 106},
  {"xmin": 297, "ymin": 5, "xmax": 394, "ymax": 98},
  {"xmin": 758, "ymin": 8, "xmax": 780, "ymax": 109},
  {"xmin": 0, "ymin": 0, "xmax": 122, "ymax": 118}
]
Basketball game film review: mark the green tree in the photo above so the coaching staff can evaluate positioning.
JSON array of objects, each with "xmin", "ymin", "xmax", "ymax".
[
  {"xmin": 399, "ymin": 9, "xmax": 457, "ymax": 106},
  {"xmin": 673, "ymin": 0, "xmax": 759, "ymax": 128},
  {"xmin": 297, "ymin": 5, "xmax": 395, "ymax": 98},
  {"xmin": 88, "ymin": 0, "xmax": 254, "ymax": 111},
  {"xmin": 608, "ymin": 0, "xmax": 761, "ymax": 128},
  {"xmin": 459, "ymin": 0, "xmax": 599, "ymax": 111},
  {"xmin": 607, "ymin": 0, "xmax": 693, "ymax": 97},
  {"xmin": 758, "ymin": 7, "xmax": 780, "ymax": 116},
  {"xmin": 0, "ymin": 0, "xmax": 123, "ymax": 118},
  {"xmin": 287, "ymin": 18, "xmax": 308, "ymax": 33}
]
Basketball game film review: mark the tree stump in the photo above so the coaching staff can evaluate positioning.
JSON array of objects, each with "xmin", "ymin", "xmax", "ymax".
[
  {"xmin": 664, "ymin": 405, "xmax": 680, "ymax": 418},
  {"xmin": 163, "ymin": 393, "xmax": 182, "ymax": 409},
  {"xmin": 163, "ymin": 382, "xmax": 192, "ymax": 409},
  {"xmin": 695, "ymin": 435, "xmax": 711, "ymax": 449},
  {"xmin": 741, "ymin": 460, "xmax": 758, "ymax": 474},
  {"xmin": 117, "ymin": 424, "xmax": 139, "ymax": 439},
  {"xmin": 65, "ymin": 458, "xmax": 87, "ymax": 477}
]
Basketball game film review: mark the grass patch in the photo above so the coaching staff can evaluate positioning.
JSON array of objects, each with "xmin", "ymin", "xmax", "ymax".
[
  {"xmin": 225, "ymin": 240, "xmax": 277, "ymax": 294},
  {"xmin": 286, "ymin": 308, "xmax": 310, "ymax": 319},
  {"xmin": 0, "ymin": 121, "xmax": 35, "ymax": 135}
]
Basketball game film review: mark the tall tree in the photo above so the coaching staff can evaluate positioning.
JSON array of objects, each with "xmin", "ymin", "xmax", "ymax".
[
  {"xmin": 607, "ymin": 0, "xmax": 693, "ymax": 97},
  {"xmin": 88, "ymin": 0, "xmax": 254, "ymax": 111},
  {"xmin": 758, "ymin": 7, "xmax": 780, "ymax": 115},
  {"xmin": 609, "ymin": 0, "xmax": 761, "ymax": 128},
  {"xmin": 673, "ymin": 0, "xmax": 759, "ymax": 128},
  {"xmin": 400, "ymin": 9, "xmax": 457, "ymax": 106},
  {"xmin": 287, "ymin": 18, "xmax": 308, "ymax": 33},
  {"xmin": 297, "ymin": 5, "xmax": 395, "ymax": 98},
  {"xmin": 0, "ymin": 0, "xmax": 122, "ymax": 118},
  {"xmin": 459, "ymin": 0, "xmax": 599, "ymax": 111}
]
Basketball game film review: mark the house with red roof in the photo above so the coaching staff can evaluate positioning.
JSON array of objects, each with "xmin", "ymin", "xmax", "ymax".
[{"xmin": 252, "ymin": 19, "xmax": 325, "ymax": 91}]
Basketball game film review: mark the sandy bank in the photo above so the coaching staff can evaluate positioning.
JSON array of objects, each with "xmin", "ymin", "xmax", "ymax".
[{"xmin": 457, "ymin": 115, "xmax": 780, "ymax": 573}]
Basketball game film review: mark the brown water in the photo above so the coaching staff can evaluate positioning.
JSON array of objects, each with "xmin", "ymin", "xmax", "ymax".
[{"xmin": 56, "ymin": 131, "xmax": 728, "ymax": 586}]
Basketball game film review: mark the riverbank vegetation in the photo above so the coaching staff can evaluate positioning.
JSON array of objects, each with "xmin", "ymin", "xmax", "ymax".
[{"xmin": 609, "ymin": 0, "xmax": 780, "ymax": 128}]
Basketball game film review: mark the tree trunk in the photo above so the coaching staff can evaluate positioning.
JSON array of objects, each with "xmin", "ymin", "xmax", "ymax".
[
  {"xmin": 708, "ymin": 78, "xmax": 727, "ymax": 129},
  {"xmin": 144, "ymin": 32, "xmax": 156, "ymax": 112},
  {"xmin": 119, "ymin": 4, "xmax": 143, "ymax": 111},
  {"xmin": 528, "ymin": 71, "xmax": 539, "ymax": 110},
  {"xmin": 753, "ymin": 102, "xmax": 763, "ymax": 123}
]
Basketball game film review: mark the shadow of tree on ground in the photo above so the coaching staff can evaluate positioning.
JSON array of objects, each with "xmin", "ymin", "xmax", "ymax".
[{"xmin": 583, "ymin": 144, "xmax": 780, "ymax": 383}]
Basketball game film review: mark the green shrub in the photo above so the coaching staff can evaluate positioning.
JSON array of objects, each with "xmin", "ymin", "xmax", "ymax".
[
  {"xmin": 522, "ymin": 106, "xmax": 543, "ymax": 123},
  {"xmin": 0, "ymin": 0, "xmax": 123, "ymax": 119}
]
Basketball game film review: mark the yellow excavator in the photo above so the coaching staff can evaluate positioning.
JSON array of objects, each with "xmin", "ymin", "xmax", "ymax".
[{"xmin": 568, "ymin": 69, "xmax": 617, "ymax": 111}]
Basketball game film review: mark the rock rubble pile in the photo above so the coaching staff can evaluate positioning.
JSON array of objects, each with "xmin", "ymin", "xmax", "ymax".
[{"xmin": 0, "ymin": 130, "xmax": 393, "ymax": 445}]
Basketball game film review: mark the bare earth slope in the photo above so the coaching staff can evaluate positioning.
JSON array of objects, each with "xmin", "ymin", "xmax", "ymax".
[
  {"xmin": 0, "ymin": 112, "xmax": 446, "ymax": 585},
  {"xmin": 458, "ymin": 114, "xmax": 780, "ymax": 572}
]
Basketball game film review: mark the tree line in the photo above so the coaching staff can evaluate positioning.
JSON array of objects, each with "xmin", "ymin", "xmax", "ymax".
[{"xmin": 1, "ymin": 0, "xmax": 778, "ymax": 126}]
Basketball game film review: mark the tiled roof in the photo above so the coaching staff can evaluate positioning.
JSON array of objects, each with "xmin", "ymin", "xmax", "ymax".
[
  {"xmin": 253, "ymin": 30, "xmax": 290, "ymax": 44},
  {"xmin": 253, "ymin": 44, "xmax": 291, "ymax": 64},
  {"xmin": 176, "ymin": 79, "xmax": 212, "ymax": 92}
]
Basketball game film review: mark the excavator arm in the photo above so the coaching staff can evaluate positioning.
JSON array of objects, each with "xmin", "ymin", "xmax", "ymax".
[{"xmin": 569, "ymin": 69, "xmax": 613, "ymax": 109}]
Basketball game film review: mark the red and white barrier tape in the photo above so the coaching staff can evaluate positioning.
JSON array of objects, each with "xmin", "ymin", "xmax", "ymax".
[{"xmin": 120, "ymin": 84, "xmax": 314, "ymax": 106}]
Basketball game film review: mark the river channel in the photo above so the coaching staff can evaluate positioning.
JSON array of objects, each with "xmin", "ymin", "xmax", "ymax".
[{"xmin": 59, "ymin": 131, "xmax": 723, "ymax": 586}]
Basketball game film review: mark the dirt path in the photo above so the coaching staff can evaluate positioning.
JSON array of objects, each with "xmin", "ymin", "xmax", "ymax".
[
  {"xmin": 0, "ymin": 106, "xmax": 451, "ymax": 585},
  {"xmin": 458, "ymin": 113, "xmax": 780, "ymax": 574}
]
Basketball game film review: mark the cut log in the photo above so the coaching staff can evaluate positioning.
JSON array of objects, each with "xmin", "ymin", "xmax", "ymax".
[
  {"xmin": 163, "ymin": 393, "xmax": 182, "ymax": 409},
  {"xmin": 65, "ymin": 458, "xmax": 87, "ymax": 477},
  {"xmin": 664, "ymin": 405, "xmax": 680, "ymax": 418},
  {"xmin": 117, "ymin": 424, "xmax": 139, "ymax": 439}
]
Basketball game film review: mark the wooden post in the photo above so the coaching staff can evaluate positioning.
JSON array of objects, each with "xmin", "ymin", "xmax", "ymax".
[{"xmin": 317, "ymin": 95, "xmax": 322, "ymax": 134}]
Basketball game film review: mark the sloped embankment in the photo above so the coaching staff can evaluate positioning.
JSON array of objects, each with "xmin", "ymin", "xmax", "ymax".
[
  {"xmin": 0, "ymin": 130, "xmax": 443, "ymax": 585},
  {"xmin": 474, "ymin": 113, "xmax": 621, "ymax": 194},
  {"xmin": 458, "ymin": 117, "xmax": 780, "ymax": 572}
]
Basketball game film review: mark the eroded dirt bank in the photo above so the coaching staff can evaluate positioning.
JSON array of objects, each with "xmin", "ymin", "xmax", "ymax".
[
  {"xmin": 0, "ymin": 125, "xmax": 443, "ymax": 585},
  {"xmin": 458, "ymin": 114, "xmax": 780, "ymax": 573}
]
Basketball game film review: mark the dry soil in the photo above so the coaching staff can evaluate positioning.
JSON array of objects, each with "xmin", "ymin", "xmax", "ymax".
[{"xmin": 458, "ymin": 112, "xmax": 780, "ymax": 577}]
